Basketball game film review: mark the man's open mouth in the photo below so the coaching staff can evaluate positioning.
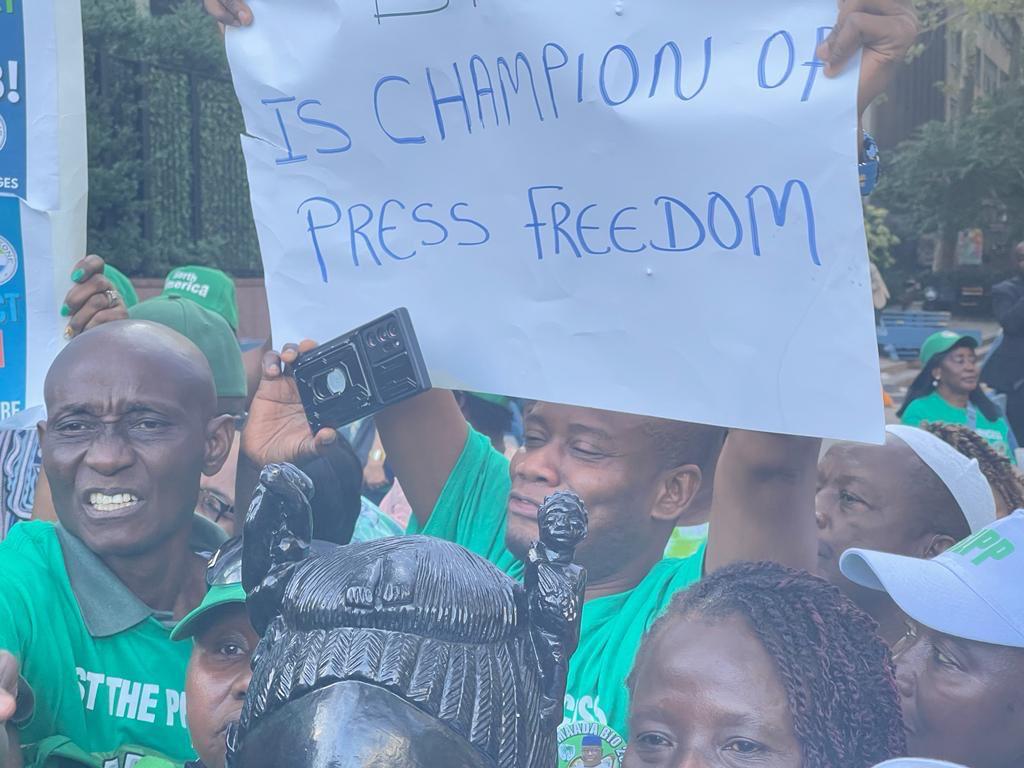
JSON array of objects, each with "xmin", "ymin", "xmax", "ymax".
[{"xmin": 86, "ymin": 491, "xmax": 142, "ymax": 514}]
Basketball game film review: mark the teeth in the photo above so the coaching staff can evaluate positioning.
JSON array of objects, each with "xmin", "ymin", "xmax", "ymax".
[{"xmin": 89, "ymin": 492, "xmax": 139, "ymax": 512}]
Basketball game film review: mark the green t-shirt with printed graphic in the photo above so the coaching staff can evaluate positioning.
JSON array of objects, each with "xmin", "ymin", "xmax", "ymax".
[
  {"xmin": 407, "ymin": 429, "xmax": 704, "ymax": 767},
  {"xmin": 0, "ymin": 521, "xmax": 209, "ymax": 767}
]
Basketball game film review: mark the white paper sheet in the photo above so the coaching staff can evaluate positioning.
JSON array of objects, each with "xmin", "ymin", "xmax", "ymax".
[{"xmin": 228, "ymin": 0, "xmax": 883, "ymax": 442}]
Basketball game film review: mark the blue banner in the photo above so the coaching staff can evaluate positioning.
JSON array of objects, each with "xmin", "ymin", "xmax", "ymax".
[
  {"xmin": 0, "ymin": 195, "xmax": 25, "ymax": 418},
  {"xmin": 0, "ymin": 0, "xmax": 26, "ymax": 200}
]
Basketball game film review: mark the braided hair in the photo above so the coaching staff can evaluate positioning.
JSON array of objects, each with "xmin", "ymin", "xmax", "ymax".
[
  {"xmin": 922, "ymin": 420, "xmax": 1024, "ymax": 516},
  {"xmin": 630, "ymin": 562, "xmax": 906, "ymax": 768}
]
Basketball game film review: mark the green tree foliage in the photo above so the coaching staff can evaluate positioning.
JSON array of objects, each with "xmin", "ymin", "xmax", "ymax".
[
  {"xmin": 864, "ymin": 203, "xmax": 901, "ymax": 270},
  {"xmin": 875, "ymin": 84, "xmax": 1024, "ymax": 264},
  {"xmin": 914, "ymin": 0, "xmax": 1024, "ymax": 32},
  {"xmin": 83, "ymin": 0, "xmax": 258, "ymax": 277}
]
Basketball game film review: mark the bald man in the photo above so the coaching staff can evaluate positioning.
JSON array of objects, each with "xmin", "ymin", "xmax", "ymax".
[{"xmin": 0, "ymin": 321, "xmax": 234, "ymax": 768}]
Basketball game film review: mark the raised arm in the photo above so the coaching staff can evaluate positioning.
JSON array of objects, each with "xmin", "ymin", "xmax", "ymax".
[
  {"xmin": 704, "ymin": 430, "xmax": 821, "ymax": 575},
  {"xmin": 702, "ymin": 0, "xmax": 918, "ymax": 572},
  {"xmin": 202, "ymin": 0, "xmax": 252, "ymax": 27},
  {"xmin": 375, "ymin": 391, "xmax": 467, "ymax": 525},
  {"xmin": 238, "ymin": 342, "xmax": 467, "ymax": 528}
]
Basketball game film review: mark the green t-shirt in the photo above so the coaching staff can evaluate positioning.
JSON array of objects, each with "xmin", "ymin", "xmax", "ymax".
[
  {"xmin": 408, "ymin": 430, "xmax": 703, "ymax": 767},
  {"xmin": 0, "ymin": 521, "xmax": 208, "ymax": 767},
  {"xmin": 902, "ymin": 391, "xmax": 1014, "ymax": 460},
  {"xmin": 20, "ymin": 737, "xmax": 188, "ymax": 768}
]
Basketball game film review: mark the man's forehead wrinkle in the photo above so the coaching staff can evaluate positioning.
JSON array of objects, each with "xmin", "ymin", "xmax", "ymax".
[{"xmin": 49, "ymin": 399, "xmax": 187, "ymax": 420}]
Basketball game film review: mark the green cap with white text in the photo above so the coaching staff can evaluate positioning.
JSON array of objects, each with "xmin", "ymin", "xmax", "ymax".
[
  {"xmin": 841, "ymin": 510, "xmax": 1024, "ymax": 649},
  {"xmin": 162, "ymin": 265, "xmax": 239, "ymax": 332}
]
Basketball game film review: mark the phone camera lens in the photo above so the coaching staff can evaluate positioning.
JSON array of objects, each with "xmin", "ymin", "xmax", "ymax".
[
  {"xmin": 326, "ymin": 367, "xmax": 348, "ymax": 395},
  {"xmin": 313, "ymin": 366, "xmax": 348, "ymax": 401}
]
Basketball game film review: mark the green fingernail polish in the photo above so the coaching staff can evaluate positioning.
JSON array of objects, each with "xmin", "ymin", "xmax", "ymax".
[
  {"xmin": 60, "ymin": 304, "xmax": 70, "ymax": 317},
  {"xmin": 71, "ymin": 268, "xmax": 85, "ymax": 282}
]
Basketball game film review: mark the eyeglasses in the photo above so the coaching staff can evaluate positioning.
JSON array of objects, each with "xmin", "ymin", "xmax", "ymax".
[
  {"xmin": 206, "ymin": 536, "xmax": 244, "ymax": 587},
  {"xmin": 891, "ymin": 620, "xmax": 919, "ymax": 657},
  {"xmin": 198, "ymin": 488, "xmax": 236, "ymax": 525}
]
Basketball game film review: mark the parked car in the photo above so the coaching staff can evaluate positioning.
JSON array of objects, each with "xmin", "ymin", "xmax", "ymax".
[{"xmin": 922, "ymin": 266, "xmax": 1011, "ymax": 316}]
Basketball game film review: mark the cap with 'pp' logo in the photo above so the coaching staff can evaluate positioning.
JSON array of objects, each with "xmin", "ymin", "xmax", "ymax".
[{"xmin": 841, "ymin": 510, "xmax": 1024, "ymax": 649}]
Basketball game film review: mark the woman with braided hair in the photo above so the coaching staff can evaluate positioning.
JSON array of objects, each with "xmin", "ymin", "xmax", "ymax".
[
  {"xmin": 921, "ymin": 421, "xmax": 1024, "ymax": 518},
  {"xmin": 624, "ymin": 561, "xmax": 905, "ymax": 768}
]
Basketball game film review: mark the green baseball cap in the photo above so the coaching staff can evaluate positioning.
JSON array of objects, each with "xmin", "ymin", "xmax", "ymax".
[
  {"xmin": 129, "ymin": 295, "xmax": 248, "ymax": 399},
  {"xmin": 170, "ymin": 582, "xmax": 247, "ymax": 641},
  {"xmin": 171, "ymin": 537, "xmax": 246, "ymax": 641},
  {"xmin": 162, "ymin": 265, "xmax": 239, "ymax": 332},
  {"xmin": 103, "ymin": 264, "xmax": 139, "ymax": 308},
  {"xmin": 919, "ymin": 330, "xmax": 978, "ymax": 366}
]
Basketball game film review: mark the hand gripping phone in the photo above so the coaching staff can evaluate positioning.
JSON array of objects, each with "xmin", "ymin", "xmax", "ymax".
[{"xmin": 293, "ymin": 308, "xmax": 431, "ymax": 433}]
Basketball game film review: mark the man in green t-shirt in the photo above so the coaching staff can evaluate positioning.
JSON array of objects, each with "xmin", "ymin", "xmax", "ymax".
[
  {"xmin": 214, "ymin": 5, "xmax": 914, "ymax": 763},
  {"xmin": 0, "ymin": 321, "xmax": 236, "ymax": 768},
  {"xmin": 240, "ymin": 354, "xmax": 817, "ymax": 763}
]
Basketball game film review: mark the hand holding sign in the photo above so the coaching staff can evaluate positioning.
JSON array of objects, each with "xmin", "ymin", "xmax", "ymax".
[
  {"xmin": 203, "ymin": 0, "xmax": 253, "ymax": 27},
  {"xmin": 225, "ymin": 1, "xmax": 916, "ymax": 441},
  {"xmin": 60, "ymin": 255, "xmax": 128, "ymax": 338},
  {"xmin": 213, "ymin": 0, "xmax": 918, "ymax": 120},
  {"xmin": 817, "ymin": 0, "xmax": 918, "ymax": 116}
]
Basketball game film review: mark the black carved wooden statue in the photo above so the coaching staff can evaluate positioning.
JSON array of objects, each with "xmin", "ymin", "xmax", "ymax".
[{"xmin": 226, "ymin": 464, "xmax": 588, "ymax": 768}]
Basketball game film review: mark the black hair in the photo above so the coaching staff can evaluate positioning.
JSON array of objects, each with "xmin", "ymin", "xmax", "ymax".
[
  {"xmin": 922, "ymin": 420, "xmax": 1024, "ymax": 514},
  {"xmin": 642, "ymin": 418, "xmax": 726, "ymax": 474},
  {"xmin": 898, "ymin": 344, "xmax": 1001, "ymax": 422},
  {"xmin": 630, "ymin": 562, "xmax": 907, "ymax": 768},
  {"xmin": 455, "ymin": 391, "xmax": 514, "ymax": 451}
]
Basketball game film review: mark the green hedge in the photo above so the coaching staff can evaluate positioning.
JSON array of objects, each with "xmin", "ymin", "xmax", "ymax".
[{"xmin": 83, "ymin": 0, "xmax": 262, "ymax": 277}]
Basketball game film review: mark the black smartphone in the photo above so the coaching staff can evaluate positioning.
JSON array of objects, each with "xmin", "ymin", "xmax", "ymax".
[{"xmin": 292, "ymin": 308, "xmax": 431, "ymax": 433}]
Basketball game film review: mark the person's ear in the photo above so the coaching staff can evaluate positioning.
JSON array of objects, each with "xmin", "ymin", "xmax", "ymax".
[
  {"xmin": 36, "ymin": 419, "xmax": 47, "ymax": 446},
  {"xmin": 931, "ymin": 365, "xmax": 943, "ymax": 382},
  {"xmin": 921, "ymin": 533, "xmax": 957, "ymax": 558},
  {"xmin": 203, "ymin": 415, "xmax": 236, "ymax": 477},
  {"xmin": 651, "ymin": 465, "xmax": 702, "ymax": 524}
]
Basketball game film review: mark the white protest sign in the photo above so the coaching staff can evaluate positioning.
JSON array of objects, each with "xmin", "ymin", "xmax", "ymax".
[
  {"xmin": 0, "ymin": 0, "xmax": 86, "ymax": 417},
  {"xmin": 228, "ymin": 0, "xmax": 883, "ymax": 442}
]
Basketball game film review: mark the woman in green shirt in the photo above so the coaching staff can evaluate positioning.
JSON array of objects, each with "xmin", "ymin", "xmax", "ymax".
[{"xmin": 899, "ymin": 331, "xmax": 1014, "ymax": 460}]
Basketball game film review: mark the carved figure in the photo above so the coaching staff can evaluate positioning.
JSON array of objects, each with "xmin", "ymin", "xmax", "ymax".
[
  {"xmin": 226, "ymin": 463, "xmax": 588, "ymax": 768},
  {"xmin": 526, "ymin": 491, "xmax": 588, "ymax": 721}
]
